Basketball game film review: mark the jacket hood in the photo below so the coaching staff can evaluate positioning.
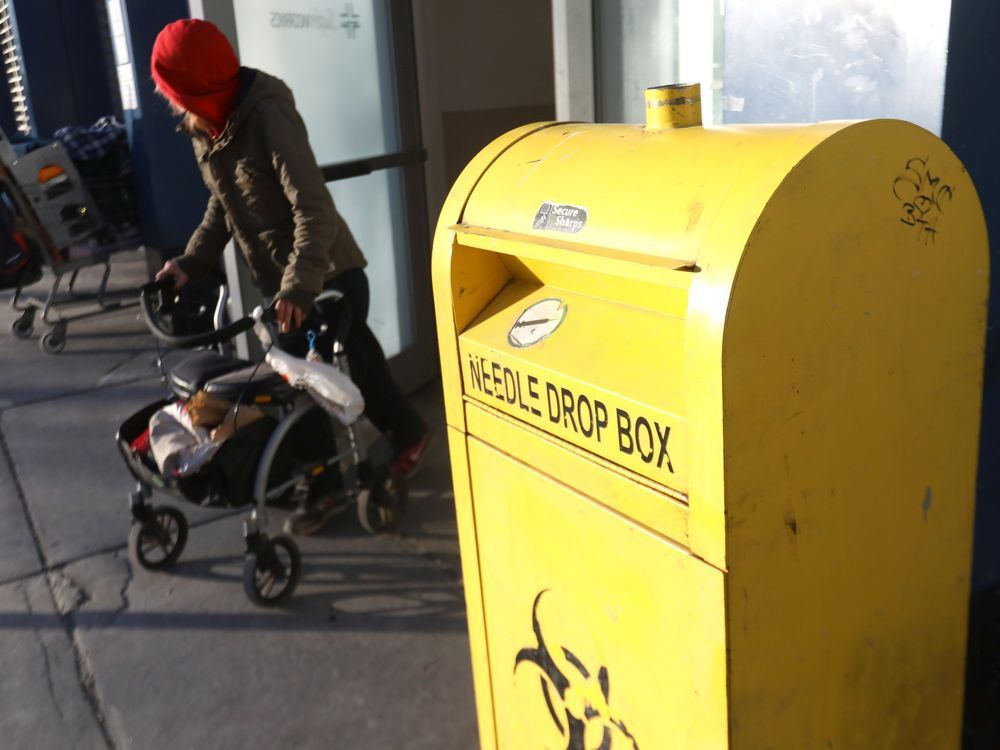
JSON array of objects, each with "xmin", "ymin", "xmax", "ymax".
[
  {"xmin": 151, "ymin": 19, "xmax": 240, "ymax": 137},
  {"xmin": 189, "ymin": 69, "xmax": 295, "ymax": 149},
  {"xmin": 227, "ymin": 70, "xmax": 296, "ymax": 133}
]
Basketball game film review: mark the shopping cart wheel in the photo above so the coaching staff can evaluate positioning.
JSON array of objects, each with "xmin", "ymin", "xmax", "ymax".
[
  {"xmin": 11, "ymin": 308, "xmax": 34, "ymax": 339},
  {"xmin": 357, "ymin": 466, "xmax": 407, "ymax": 535},
  {"xmin": 243, "ymin": 534, "xmax": 301, "ymax": 606},
  {"xmin": 39, "ymin": 321, "xmax": 67, "ymax": 354},
  {"xmin": 128, "ymin": 505, "xmax": 188, "ymax": 570}
]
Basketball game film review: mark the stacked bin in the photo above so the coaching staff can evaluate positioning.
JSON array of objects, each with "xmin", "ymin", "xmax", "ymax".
[{"xmin": 432, "ymin": 84, "xmax": 988, "ymax": 749}]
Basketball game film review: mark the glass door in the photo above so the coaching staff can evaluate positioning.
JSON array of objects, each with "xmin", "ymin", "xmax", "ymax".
[{"xmin": 198, "ymin": 0, "xmax": 432, "ymax": 389}]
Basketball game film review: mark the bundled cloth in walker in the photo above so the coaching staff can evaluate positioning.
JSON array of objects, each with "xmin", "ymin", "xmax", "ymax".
[
  {"xmin": 146, "ymin": 351, "xmax": 362, "ymax": 479},
  {"xmin": 148, "ymin": 391, "xmax": 268, "ymax": 477}
]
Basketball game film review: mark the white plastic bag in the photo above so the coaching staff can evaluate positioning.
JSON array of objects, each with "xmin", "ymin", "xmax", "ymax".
[
  {"xmin": 148, "ymin": 402, "xmax": 221, "ymax": 477},
  {"xmin": 265, "ymin": 346, "xmax": 364, "ymax": 426}
]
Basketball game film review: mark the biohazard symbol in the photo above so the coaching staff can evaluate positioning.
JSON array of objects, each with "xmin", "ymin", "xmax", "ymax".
[{"xmin": 514, "ymin": 591, "xmax": 639, "ymax": 750}]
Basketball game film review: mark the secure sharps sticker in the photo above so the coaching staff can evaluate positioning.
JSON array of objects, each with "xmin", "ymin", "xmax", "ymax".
[
  {"xmin": 533, "ymin": 201, "xmax": 588, "ymax": 233},
  {"xmin": 508, "ymin": 298, "xmax": 567, "ymax": 348}
]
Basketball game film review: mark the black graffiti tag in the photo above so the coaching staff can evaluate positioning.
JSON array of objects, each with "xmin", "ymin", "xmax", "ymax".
[
  {"xmin": 514, "ymin": 591, "xmax": 639, "ymax": 750},
  {"xmin": 892, "ymin": 156, "xmax": 953, "ymax": 245}
]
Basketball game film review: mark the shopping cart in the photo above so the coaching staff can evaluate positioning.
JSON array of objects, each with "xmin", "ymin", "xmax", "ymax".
[{"xmin": 1, "ymin": 128, "xmax": 142, "ymax": 353}]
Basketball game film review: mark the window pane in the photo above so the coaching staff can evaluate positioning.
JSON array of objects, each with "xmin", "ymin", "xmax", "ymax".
[
  {"xmin": 592, "ymin": 1, "xmax": 949, "ymax": 132},
  {"xmin": 106, "ymin": 0, "xmax": 130, "ymax": 64},
  {"xmin": 596, "ymin": 0, "xmax": 680, "ymax": 123},
  {"xmin": 116, "ymin": 62, "xmax": 138, "ymax": 111},
  {"xmin": 232, "ymin": 0, "xmax": 399, "ymax": 163},
  {"xmin": 722, "ymin": 0, "xmax": 951, "ymax": 133},
  {"xmin": 328, "ymin": 167, "xmax": 412, "ymax": 357}
]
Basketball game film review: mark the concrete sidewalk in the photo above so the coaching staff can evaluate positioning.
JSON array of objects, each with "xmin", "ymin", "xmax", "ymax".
[{"xmin": 0, "ymin": 253, "xmax": 478, "ymax": 749}]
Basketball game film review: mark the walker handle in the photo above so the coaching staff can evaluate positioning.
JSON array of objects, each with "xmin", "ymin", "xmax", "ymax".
[{"xmin": 140, "ymin": 278, "xmax": 258, "ymax": 349}]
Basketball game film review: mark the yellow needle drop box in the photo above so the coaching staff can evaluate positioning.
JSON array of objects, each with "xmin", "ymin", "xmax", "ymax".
[{"xmin": 432, "ymin": 84, "xmax": 988, "ymax": 749}]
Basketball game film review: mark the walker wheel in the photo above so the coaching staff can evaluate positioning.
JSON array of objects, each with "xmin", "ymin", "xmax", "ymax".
[
  {"xmin": 39, "ymin": 321, "xmax": 67, "ymax": 354},
  {"xmin": 128, "ymin": 505, "xmax": 188, "ymax": 570},
  {"xmin": 357, "ymin": 466, "xmax": 407, "ymax": 535},
  {"xmin": 11, "ymin": 310, "xmax": 33, "ymax": 339},
  {"xmin": 243, "ymin": 534, "xmax": 301, "ymax": 606}
]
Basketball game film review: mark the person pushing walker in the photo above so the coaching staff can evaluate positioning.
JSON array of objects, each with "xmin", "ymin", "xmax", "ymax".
[{"xmin": 151, "ymin": 19, "xmax": 430, "ymax": 535}]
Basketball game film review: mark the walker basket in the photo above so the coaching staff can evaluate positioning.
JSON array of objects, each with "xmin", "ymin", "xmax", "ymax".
[{"xmin": 116, "ymin": 399, "xmax": 279, "ymax": 508}]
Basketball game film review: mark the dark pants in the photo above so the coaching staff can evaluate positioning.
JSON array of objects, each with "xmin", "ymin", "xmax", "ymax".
[{"xmin": 278, "ymin": 268, "xmax": 424, "ymax": 496}]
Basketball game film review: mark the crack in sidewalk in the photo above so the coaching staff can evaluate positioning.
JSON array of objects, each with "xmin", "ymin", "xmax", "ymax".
[
  {"xmin": 0, "ymin": 414, "xmax": 118, "ymax": 750},
  {"xmin": 111, "ymin": 555, "xmax": 134, "ymax": 624},
  {"xmin": 19, "ymin": 581, "xmax": 69, "ymax": 732},
  {"xmin": 0, "ymin": 507, "xmax": 243, "ymax": 590},
  {"xmin": 66, "ymin": 619, "xmax": 115, "ymax": 750}
]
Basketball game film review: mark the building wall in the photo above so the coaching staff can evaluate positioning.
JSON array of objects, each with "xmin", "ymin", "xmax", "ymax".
[
  {"xmin": 942, "ymin": 0, "xmax": 1000, "ymax": 593},
  {"xmin": 120, "ymin": 0, "xmax": 209, "ymax": 253},
  {"xmin": 935, "ymin": 8, "xmax": 999, "ymax": 730},
  {"xmin": 10, "ymin": 0, "xmax": 115, "ymax": 136},
  {"xmin": 0, "ymin": 49, "xmax": 16, "ymax": 136},
  {"xmin": 413, "ymin": 0, "xmax": 556, "ymax": 228}
]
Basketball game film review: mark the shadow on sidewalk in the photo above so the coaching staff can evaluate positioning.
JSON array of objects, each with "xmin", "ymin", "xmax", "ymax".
[{"xmin": 0, "ymin": 545, "xmax": 467, "ymax": 635}]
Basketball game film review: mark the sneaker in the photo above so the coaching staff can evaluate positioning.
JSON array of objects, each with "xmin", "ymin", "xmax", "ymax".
[
  {"xmin": 391, "ymin": 429, "xmax": 433, "ymax": 480},
  {"xmin": 283, "ymin": 494, "xmax": 350, "ymax": 536}
]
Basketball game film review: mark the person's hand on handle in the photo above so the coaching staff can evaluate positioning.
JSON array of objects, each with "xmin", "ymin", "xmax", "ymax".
[
  {"xmin": 274, "ymin": 298, "xmax": 305, "ymax": 334},
  {"xmin": 155, "ymin": 259, "xmax": 189, "ymax": 289}
]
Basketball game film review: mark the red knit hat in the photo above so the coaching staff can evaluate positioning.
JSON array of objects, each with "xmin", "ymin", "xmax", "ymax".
[{"xmin": 151, "ymin": 19, "xmax": 240, "ymax": 137}]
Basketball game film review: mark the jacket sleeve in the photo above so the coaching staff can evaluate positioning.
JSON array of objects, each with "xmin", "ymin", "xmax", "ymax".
[
  {"xmin": 174, "ymin": 193, "xmax": 232, "ymax": 281},
  {"xmin": 260, "ymin": 99, "xmax": 339, "ymax": 312}
]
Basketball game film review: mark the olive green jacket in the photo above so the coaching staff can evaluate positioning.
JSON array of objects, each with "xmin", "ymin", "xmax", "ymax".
[{"xmin": 175, "ymin": 69, "xmax": 366, "ymax": 311}]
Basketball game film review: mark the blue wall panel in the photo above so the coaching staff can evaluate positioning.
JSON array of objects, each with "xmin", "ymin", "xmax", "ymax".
[
  {"xmin": 121, "ymin": 0, "xmax": 207, "ymax": 252},
  {"xmin": 10, "ymin": 0, "xmax": 114, "ymax": 136}
]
